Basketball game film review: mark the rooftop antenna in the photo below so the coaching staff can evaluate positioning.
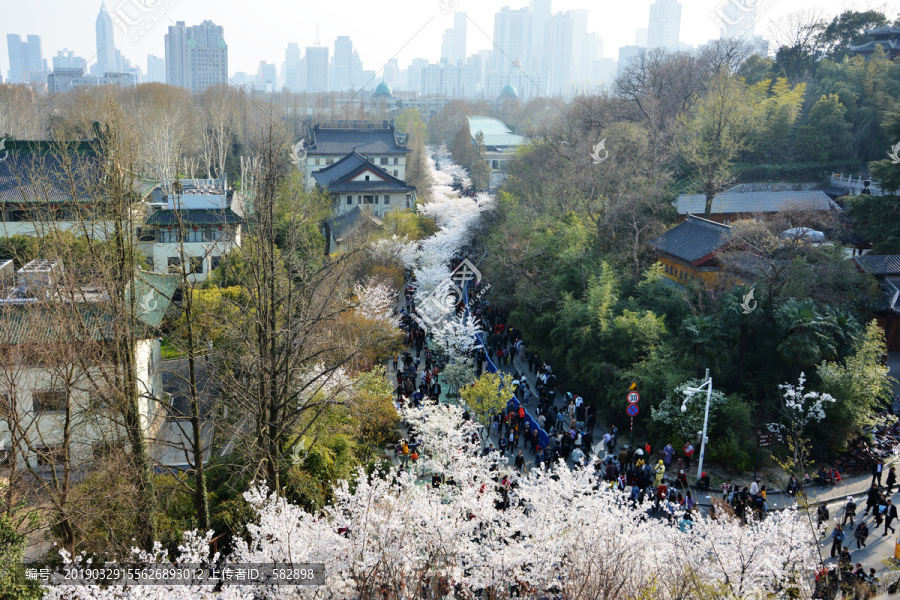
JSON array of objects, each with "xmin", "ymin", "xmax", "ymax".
[{"xmin": 315, "ymin": 24, "xmax": 321, "ymax": 47}]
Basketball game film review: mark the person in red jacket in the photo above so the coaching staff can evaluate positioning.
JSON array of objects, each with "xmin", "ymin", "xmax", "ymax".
[{"xmin": 683, "ymin": 442, "xmax": 695, "ymax": 471}]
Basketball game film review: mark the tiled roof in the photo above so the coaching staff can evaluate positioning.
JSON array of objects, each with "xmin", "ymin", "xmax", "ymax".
[
  {"xmin": 649, "ymin": 215, "xmax": 733, "ymax": 264},
  {"xmin": 855, "ymin": 255, "xmax": 900, "ymax": 277},
  {"xmin": 0, "ymin": 270, "xmax": 177, "ymax": 344},
  {"xmin": 312, "ymin": 151, "xmax": 371, "ymax": 188},
  {"xmin": 307, "ymin": 127, "xmax": 408, "ymax": 155},
  {"xmin": 144, "ymin": 208, "xmax": 243, "ymax": 226},
  {"xmin": 327, "ymin": 205, "xmax": 383, "ymax": 243},
  {"xmin": 0, "ymin": 149, "xmax": 99, "ymax": 203},
  {"xmin": 676, "ymin": 191, "xmax": 839, "ymax": 215},
  {"xmin": 313, "ymin": 151, "xmax": 415, "ymax": 194}
]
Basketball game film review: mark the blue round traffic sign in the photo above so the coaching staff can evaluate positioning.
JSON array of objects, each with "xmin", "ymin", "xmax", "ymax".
[{"xmin": 626, "ymin": 404, "xmax": 639, "ymax": 417}]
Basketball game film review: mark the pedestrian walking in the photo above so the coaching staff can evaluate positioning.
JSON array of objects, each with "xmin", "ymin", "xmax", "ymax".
[
  {"xmin": 514, "ymin": 451, "xmax": 525, "ymax": 473},
  {"xmin": 830, "ymin": 524, "xmax": 845, "ymax": 558},
  {"xmin": 888, "ymin": 466, "xmax": 897, "ymax": 496},
  {"xmin": 854, "ymin": 521, "xmax": 869, "ymax": 549},
  {"xmin": 842, "ymin": 496, "xmax": 857, "ymax": 527},
  {"xmin": 873, "ymin": 460, "xmax": 885, "ymax": 486},
  {"xmin": 663, "ymin": 443, "xmax": 674, "ymax": 471},
  {"xmin": 884, "ymin": 500, "xmax": 897, "ymax": 536},
  {"xmin": 864, "ymin": 484, "xmax": 880, "ymax": 516},
  {"xmin": 817, "ymin": 504, "xmax": 830, "ymax": 533}
]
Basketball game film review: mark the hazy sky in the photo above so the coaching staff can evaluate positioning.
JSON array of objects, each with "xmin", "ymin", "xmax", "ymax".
[{"xmin": 1, "ymin": 0, "xmax": 895, "ymax": 81}]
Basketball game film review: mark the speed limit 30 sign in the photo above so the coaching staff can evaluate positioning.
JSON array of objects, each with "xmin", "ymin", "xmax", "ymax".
[{"xmin": 627, "ymin": 391, "xmax": 640, "ymax": 404}]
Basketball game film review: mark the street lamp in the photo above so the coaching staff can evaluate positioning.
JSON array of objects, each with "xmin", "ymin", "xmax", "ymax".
[{"xmin": 681, "ymin": 368, "xmax": 713, "ymax": 482}]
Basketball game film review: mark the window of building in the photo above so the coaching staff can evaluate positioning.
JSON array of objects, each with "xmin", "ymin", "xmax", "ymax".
[
  {"xmin": 314, "ymin": 158, "xmax": 321, "ymax": 165},
  {"xmin": 326, "ymin": 158, "xmax": 334, "ymax": 165},
  {"xmin": 393, "ymin": 157, "xmax": 399, "ymax": 165},
  {"xmin": 190, "ymin": 257, "xmax": 203, "ymax": 274},
  {"xmin": 365, "ymin": 175, "xmax": 370, "ymax": 181},
  {"xmin": 393, "ymin": 170, "xmax": 398, "ymax": 177},
  {"xmin": 374, "ymin": 195, "xmax": 379, "ymax": 204},
  {"xmin": 211, "ymin": 255, "xmax": 222, "ymax": 271},
  {"xmin": 357, "ymin": 196, "xmax": 362, "ymax": 204},
  {"xmin": 145, "ymin": 257, "xmax": 154, "ymax": 272},
  {"xmin": 347, "ymin": 195, "xmax": 352, "ymax": 205},
  {"xmin": 380, "ymin": 157, "xmax": 388, "ymax": 165},
  {"xmin": 492, "ymin": 160, "xmax": 500, "ymax": 169},
  {"xmin": 168, "ymin": 257, "xmax": 182, "ymax": 273},
  {"xmin": 384, "ymin": 195, "xmax": 390, "ymax": 204},
  {"xmin": 33, "ymin": 390, "xmax": 66, "ymax": 412}
]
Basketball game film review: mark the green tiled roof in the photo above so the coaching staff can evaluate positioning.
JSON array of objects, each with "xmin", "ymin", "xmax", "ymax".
[{"xmin": 145, "ymin": 208, "xmax": 243, "ymax": 226}]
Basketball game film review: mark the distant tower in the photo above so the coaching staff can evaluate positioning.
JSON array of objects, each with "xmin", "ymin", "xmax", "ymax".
[
  {"xmin": 647, "ymin": 0, "xmax": 681, "ymax": 50},
  {"xmin": 96, "ymin": 2, "xmax": 119, "ymax": 74}
]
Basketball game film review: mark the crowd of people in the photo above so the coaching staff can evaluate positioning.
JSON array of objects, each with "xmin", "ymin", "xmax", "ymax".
[{"xmin": 398, "ymin": 260, "xmax": 900, "ymax": 597}]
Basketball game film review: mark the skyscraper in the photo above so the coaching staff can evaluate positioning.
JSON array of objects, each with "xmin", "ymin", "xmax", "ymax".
[
  {"xmin": 53, "ymin": 50, "xmax": 88, "ymax": 70},
  {"xmin": 284, "ymin": 42, "xmax": 302, "ymax": 91},
  {"xmin": 306, "ymin": 46, "xmax": 329, "ymax": 92},
  {"xmin": 95, "ymin": 2, "xmax": 119, "ymax": 75},
  {"xmin": 440, "ymin": 12, "xmax": 467, "ymax": 66},
  {"xmin": 545, "ymin": 11, "xmax": 580, "ymax": 95},
  {"xmin": 492, "ymin": 6, "xmax": 531, "ymax": 75},
  {"xmin": 147, "ymin": 55, "xmax": 165, "ymax": 83},
  {"xmin": 647, "ymin": 0, "xmax": 682, "ymax": 50},
  {"xmin": 6, "ymin": 34, "xmax": 45, "ymax": 84},
  {"xmin": 165, "ymin": 20, "xmax": 228, "ymax": 93},
  {"xmin": 333, "ymin": 36, "xmax": 353, "ymax": 91},
  {"xmin": 165, "ymin": 22, "xmax": 188, "ymax": 88},
  {"xmin": 529, "ymin": 0, "xmax": 551, "ymax": 73}
]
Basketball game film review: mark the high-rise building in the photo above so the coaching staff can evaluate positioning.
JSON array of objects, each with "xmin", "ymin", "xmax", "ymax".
[
  {"xmin": 165, "ymin": 22, "xmax": 188, "ymax": 88},
  {"xmin": 165, "ymin": 20, "xmax": 228, "ymax": 93},
  {"xmin": 53, "ymin": 50, "xmax": 88, "ymax": 71},
  {"xmin": 6, "ymin": 34, "xmax": 45, "ymax": 84},
  {"xmin": 333, "ymin": 36, "xmax": 353, "ymax": 91},
  {"xmin": 635, "ymin": 28, "xmax": 648, "ymax": 47},
  {"xmin": 617, "ymin": 45, "xmax": 643, "ymax": 74},
  {"xmin": 440, "ymin": 12, "xmax": 467, "ymax": 66},
  {"xmin": 147, "ymin": 55, "xmax": 165, "ymax": 83},
  {"xmin": 407, "ymin": 58, "xmax": 429, "ymax": 92},
  {"xmin": 258, "ymin": 62, "xmax": 277, "ymax": 86},
  {"xmin": 575, "ymin": 33, "xmax": 603, "ymax": 81},
  {"xmin": 306, "ymin": 46, "xmax": 329, "ymax": 92},
  {"xmin": 545, "ymin": 11, "xmax": 577, "ymax": 95},
  {"xmin": 284, "ymin": 43, "xmax": 302, "ymax": 91},
  {"xmin": 95, "ymin": 2, "xmax": 120, "ymax": 75},
  {"xmin": 492, "ymin": 7, "xmax": 531, "ymax": 75},
  {"xmin": 420, "ymin": 62, "xmax": 477, "ymax": 98},
  {"xmin": 647, "ymin": 0, "xmax": 682, "ymax": 50},
  {"xmin": 529, "ymin": 0, "xmax": 551, "ymax": 73}
]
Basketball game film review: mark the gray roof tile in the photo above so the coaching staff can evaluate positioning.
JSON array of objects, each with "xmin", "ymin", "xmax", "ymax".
[
  {"xmin": 855, "ymin": 255, "xmax": 900, "ymax": 277},
  {"xmin": 649, "ymin": 215, "xmax": 733, "ymax": 263},
  {"xmin": 676, "ymin": 191, "xmax": 839, "ymax": 215}
]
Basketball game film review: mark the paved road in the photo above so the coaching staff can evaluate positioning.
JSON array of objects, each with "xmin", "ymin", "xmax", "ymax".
[{"xmin": 390, "ymin": 345, "xmax": 900, "ymax": 586}]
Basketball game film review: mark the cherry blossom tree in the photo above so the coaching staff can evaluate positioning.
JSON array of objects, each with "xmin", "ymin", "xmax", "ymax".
[
  {"xmin": 430, "ymin": 314, "xmax": 482, "ymax": 360},
  {"xmin": 43, "ymin": 401, "xmax": 819, "ymax": 600}
]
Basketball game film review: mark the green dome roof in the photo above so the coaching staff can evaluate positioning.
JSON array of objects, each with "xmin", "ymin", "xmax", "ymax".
[
  {"xmin": 374, "ymin": 81, "xmax": 392, "ymax": 96},
  {"xmin": 500, "ymin": 84, "xmax": 518, "ymax": 98}
]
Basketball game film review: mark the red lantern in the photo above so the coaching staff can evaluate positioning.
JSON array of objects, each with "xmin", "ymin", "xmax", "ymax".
[{"xmin": 192, "ymin": 226, "xmax": 198, "ymax": 231}]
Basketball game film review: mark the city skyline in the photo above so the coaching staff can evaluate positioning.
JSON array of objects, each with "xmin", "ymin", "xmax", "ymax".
[{"xmin": 0, "ymin": 0, "xmax": 862, "ymax": 87}]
